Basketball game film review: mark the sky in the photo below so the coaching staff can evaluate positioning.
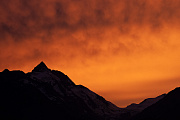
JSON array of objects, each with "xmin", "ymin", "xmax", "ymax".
[{"xmin": 0, "ymin": 0, "xmax": 180, "ymax": 107}]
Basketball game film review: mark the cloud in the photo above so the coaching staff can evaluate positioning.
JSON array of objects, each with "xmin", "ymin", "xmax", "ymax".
[
  {"xmin": 0, "ymin": 0, "xmax": 180, "ymax": 107},
  {"xmin": 0, "ymin": 0, "xmax": 180, "ymax": 74},
  {"xmin": 1, "ymin": 0, "xmax": 180, "ymax": 40},
  {"xmin": 0, "ymin": 0, "xmax": 180, "ymax": 64}
]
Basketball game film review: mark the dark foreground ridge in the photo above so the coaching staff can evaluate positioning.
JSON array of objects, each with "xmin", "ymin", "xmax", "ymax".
[
  {"xmin": 0, "ymin": 62, "xmax": 126, "ymax": 120},
  {"xmin": 131, "ymin": 87, "xmax": 180, "ymax": 120},
  {"xmin": 0, "ymin": 62, "xmax": 179, "ymax": 120}
]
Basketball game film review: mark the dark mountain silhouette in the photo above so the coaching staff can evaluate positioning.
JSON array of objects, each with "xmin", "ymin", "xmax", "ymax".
[
  {"xmin": 0, "ymin": 62, "xmax": 128, "ymax": 120},
  {"xmin": 32, "ymin": 61, "xmax": 50, "ymax": 72},
  {"xmin": 0, "ymin": 62, "xmax": 179, "ymax": 120},
  {"xmin": 131, "ymin": 87, "xmax": 180, "ymax": 120},
  {"xmin": 126, "ymin": 94, "xmax": 166, "ymax": 115}
]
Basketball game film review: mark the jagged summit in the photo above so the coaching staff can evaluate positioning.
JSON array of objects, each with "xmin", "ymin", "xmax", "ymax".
[
  {"xmin": 0, "ymin": 62, "xmax": 124, "ymax": 120},
  {"xmin": 32, "ymin": 61, "xmax": 50, "ymax": 72}
]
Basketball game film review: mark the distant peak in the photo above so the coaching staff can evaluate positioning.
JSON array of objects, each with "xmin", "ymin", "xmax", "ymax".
[
  {"xmin": 2, "ymin": 69, "xmax": 9, "ymax": 73},
  {"xmin": 39, "ymin": 61, "xmax": 47, "ymax": 67},
  {"xmin": 32, "ymin": 61, "xmax": 50, "ymax": 72}
]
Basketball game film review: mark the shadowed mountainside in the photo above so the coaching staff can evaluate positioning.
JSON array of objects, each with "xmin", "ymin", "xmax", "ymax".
[
  {"xmin": 126, "ymin": 94, "xmax": 166, "ymax": 115},
  {"xmin": 0, "ymin": 62, "xmax": 128, "ymax": 120},
  {"xmin": 0, "ymin": 62, "xmax": 179, "ymax": 120},
  {"xmin": 131, "ymin": 87, "xmax": 180, "ymax": 120}
]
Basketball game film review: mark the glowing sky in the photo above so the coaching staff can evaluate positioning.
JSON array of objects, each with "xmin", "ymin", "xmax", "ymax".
[{"xmin": 0, "ymin": 0, "xmax": 180, "ymax": 107}]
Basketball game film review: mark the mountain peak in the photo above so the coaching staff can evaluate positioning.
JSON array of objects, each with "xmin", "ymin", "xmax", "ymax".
[
  {"xmin": 32, "ymin": 61, "xmax": 50, "ymax": 72},
  {"xmin": 2, "ymin": 69, "xmax": 9, "ymax": 73}
]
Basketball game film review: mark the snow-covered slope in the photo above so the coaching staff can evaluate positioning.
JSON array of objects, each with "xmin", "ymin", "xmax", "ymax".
[
  {"xmin": 30, "ymin": 62, "xmax": 127, "ymax": 119},
  {"xmin": 0, "ymin": 62, "xmax": 127, "ymax": 120}
]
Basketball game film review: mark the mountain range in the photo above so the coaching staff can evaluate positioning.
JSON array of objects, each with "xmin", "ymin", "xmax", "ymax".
[{"xmin": 0, "ymin": 62, "xmax": 179, "ymax": 120}]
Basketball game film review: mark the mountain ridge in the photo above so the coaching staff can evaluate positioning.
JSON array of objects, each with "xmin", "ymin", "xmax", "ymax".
[
  {"xmin": 126, "ymin": 94, "xmax": 166, "ymax": 112},
  {"xmin": 0, "ymin": 62, "xmax": 127, "ymax": 120},
  {"xmin": 32, "ymin": 61, "xmax": 50, "ymax": 72},
  {"xmin": 131, "ymin": 87, "xmax": 180, "ymax": 120},
  {"xmin": 0, "ymin": 62, "xmax": 179, "ymax": 120}
]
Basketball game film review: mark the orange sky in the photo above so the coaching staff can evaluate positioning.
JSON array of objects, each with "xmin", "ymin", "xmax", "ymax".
[{"xmin": 0, "ymin": 0, "xmax": 180, "ymax": 107}]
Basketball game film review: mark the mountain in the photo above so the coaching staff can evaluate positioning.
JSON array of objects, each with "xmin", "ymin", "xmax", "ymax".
[
  {"xmin": 0, "ymin": 62, "xmax": 127, "ymax": 120},
  {"xmin": 131, "ymin": 87, "xmax": 180, "ymax": 120},
  {"xmin": 0, "ymin": 62, "xmax": 179, "ymax": 120},
  {"xmin": 126, "ymin": 94, "xmax": 166, "ymax": 115}
]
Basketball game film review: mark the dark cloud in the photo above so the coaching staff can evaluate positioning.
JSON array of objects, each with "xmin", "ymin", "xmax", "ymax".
[
  {"xmin": 1, "ymin": 0, "xmax": 179, "ymax": 40},
  {"xmin": 0, "ymin": 0, "xmax": 180, "ymax": 69},
  {"xmin": 0, "ymin": 0, "xmax": 180, "ymax": 107}
]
